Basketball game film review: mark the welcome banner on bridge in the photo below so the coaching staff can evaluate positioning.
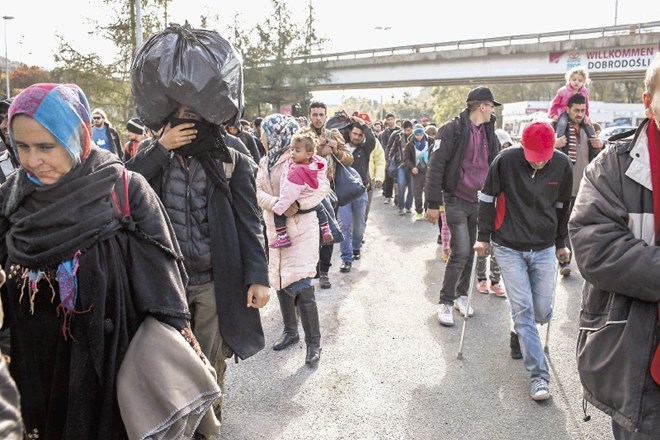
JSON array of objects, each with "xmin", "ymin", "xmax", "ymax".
[{"xmin": 549, "ymin": 44, "xmax": 659, "ymax": 73}]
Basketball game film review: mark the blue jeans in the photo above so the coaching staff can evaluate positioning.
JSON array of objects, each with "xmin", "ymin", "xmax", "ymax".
[
  {"xmin": 396, "ymin": 166, "xmax": 413, "ymax": 210},
  {"xmin": 439, "ymin": 196, "xmax": 478, "ymax": 304},
  {"xmin": 338, "ymin": 191, "xmax": 368, "ymax": 262},
  {"xmin": 492, "ymin": 243, "xmax": 556, "ymax": 382}
]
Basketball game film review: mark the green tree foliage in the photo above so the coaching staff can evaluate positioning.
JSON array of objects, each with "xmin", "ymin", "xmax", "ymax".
[
  {"xmin": 229, "ymin": 0, "xmax": 328, "ymax": 119},
  {"xmin": 329, "ymin": 97, "xmax": 379, "ymax": 120},
  {"xmin": 53, "ymin": 0, "xmax": 171, "ymax": 136},
  {"xmin": 431, "ymin": 85, "xmax": 472, "ymax": 125}
]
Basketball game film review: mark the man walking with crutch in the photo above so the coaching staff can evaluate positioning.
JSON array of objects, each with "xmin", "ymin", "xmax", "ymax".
[
  {"xmin": 474, "ymin": 122, "xmax": 572, "ymax": 401},
  {"xmin": 425, "ymin": 87, "xmax": 502, "ymax": 326}
]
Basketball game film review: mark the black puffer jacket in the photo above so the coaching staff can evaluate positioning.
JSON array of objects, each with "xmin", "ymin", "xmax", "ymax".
[
  {"xmin": 569, "ymin": 119, "xmax": 660, "ymax": 435},
  {"xmin": 126, "ymin": 140, "xmax": 269, "ymax": 360},
  {"xmin": 161, "ymin": 155, "xmax": 213, "ymax": 285}
]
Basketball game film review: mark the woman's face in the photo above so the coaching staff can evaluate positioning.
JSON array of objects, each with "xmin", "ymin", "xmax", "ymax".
[{"xmin": 12, "ymin": 115, "xmax": 75, "ymax": 185}]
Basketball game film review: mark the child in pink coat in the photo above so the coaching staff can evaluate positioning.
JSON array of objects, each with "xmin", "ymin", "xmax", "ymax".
[
  {"xmin": 271, "ymin": 132, "xmax": 334, "ymax": 248},
  {"xmin": 548, "ymin": 66, "xmax": 597, "ymax": 139}
]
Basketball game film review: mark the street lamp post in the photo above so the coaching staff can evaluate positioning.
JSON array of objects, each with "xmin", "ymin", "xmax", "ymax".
[
  {"xmin": 135, "ymin": 0, "xmax": 143, "ymax": 49},
  {"xmin": 3, "ymin": 16, "xmax": 14, "ymax": 99},
  {"xmin": 614, "ymin": 0, "xmax": 619, "ymax": 25},
  {"xmin": 380, "ymin": 95, "xmax": 383, "ymax": 122}
]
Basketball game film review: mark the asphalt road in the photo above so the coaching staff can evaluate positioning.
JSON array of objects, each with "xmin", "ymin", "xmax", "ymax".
[{"xmin": 221, "ymin": 194, "xmax": 612, "ymax": 440}]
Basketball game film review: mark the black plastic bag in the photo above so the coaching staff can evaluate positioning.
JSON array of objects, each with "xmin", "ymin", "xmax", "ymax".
[
  {"xmin": 131, "ymin": 22, "xmax": 244, "ymax": 130},
  {"xmin": 331, "ymin": 155, "xmax": 366, "ymax": 206},
  {"xmin": 325, "ymin": 110, "xmax": 352, "ymax": 143}
]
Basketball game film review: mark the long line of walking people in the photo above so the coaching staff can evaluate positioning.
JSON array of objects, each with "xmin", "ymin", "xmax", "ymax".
[{"xmin": 0, "ymin": 21, "xmax": 659, "ymax": 440}]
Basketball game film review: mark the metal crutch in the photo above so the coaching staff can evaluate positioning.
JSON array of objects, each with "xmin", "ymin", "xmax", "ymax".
[
  {"xmin": 543, "ymin": 259, "xmax": 562, "ymax": 354},
  {"xmin": 457, "ymin": 250, "xmax": 480, "ymax": 360}
]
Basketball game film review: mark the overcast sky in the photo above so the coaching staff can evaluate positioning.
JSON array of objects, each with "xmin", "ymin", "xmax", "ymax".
[{"xmin": 3, "ymin": 0, "xmax": 658, "ymax": 103}]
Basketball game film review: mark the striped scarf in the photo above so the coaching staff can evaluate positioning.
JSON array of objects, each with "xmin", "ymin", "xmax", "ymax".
[{"xmin": 567, "ymin": 124, "xmax": 578, "ymax": 163}]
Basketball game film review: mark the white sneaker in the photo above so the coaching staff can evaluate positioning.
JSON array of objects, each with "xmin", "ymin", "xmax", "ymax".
[
  {"xmin": 437, "ymin": 303, "xmax": 454, "ymax": 326},
  {"xmin": 530, "ymin": 378, "xmax": 551, "ymax": 401},
  {"xmin": 453, "ymin": 295, "xmax": 474, "ymax": 317}
]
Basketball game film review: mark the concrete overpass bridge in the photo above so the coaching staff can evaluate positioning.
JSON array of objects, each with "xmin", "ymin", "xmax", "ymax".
[{"xmin": 282, "ymin": 21, "xmax": 660, "ymax": 91}]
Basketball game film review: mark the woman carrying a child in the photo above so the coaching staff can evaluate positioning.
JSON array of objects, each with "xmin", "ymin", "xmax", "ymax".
[{"xmin": 256, "ymin": 114, "xmax": 330, "ymax": 366}]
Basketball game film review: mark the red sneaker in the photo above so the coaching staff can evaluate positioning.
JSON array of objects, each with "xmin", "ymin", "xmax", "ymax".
[
  {"xmin": 490, "ymin": 283, "xmax": 506, "ymax": 297},
  {"xmin": 476, "ymin": 280, "xmax": 489, "ymax": 294},
  {"xmin": 270, "ymin": 233, "xmax": 292, "ymax": 248},
  {"xmin": 320, "ymin": 224, "xmax": 334, "ymax": 244}
]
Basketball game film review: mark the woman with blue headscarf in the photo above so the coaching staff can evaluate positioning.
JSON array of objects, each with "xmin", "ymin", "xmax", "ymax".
[
  {"xmin": 256, "ymin": 114, "xmax": 329, "ymax": 366},
  {"xmin": 1, "ymin": 83, "xmax": 196, "ymax": 438},
  {"xmin": 404, "ymin": 123, "xmax": 430, "ymax": 220}
]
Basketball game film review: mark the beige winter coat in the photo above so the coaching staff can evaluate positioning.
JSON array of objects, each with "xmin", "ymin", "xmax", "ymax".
[{"xmin": 257, "ymin": 150, "xmax": 330, "ymax": 290}]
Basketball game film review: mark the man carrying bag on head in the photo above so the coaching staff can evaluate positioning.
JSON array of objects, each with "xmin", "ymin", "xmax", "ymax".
[{"xmin": 336, "ymin": 115, "xmax": 375, "ymax": 273}]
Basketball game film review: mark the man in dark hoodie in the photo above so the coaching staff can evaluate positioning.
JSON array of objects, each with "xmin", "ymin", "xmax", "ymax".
[{"xmin": 425, "ymin": 86, "xmax": 501, "ymax": 327}]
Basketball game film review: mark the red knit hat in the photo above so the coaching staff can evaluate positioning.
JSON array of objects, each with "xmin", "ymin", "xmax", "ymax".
[{"xmin": 521, "ymin": 122, "xmax": 555, "ymax": 162}]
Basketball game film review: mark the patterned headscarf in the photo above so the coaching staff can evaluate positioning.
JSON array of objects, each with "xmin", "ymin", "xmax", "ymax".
[
  {"xmin": 261, "ymin": 113, "xmax": 300, "ymax": 173},
  {"xmin": 8, "ymin": 83, "xmax": 93, "ymax": 185},
  {"xmin": 7, "ymin": 84, "xmax": 95, "ymax": 334}
]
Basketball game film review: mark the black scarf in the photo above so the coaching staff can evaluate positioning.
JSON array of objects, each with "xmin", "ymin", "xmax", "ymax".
[
  {"xmin": 3, "ymin": 149, "xmax": 124, "ymax": 269},
  {"xmin": 2, "ymin": 148, "xmax": 191, "ymax": 440},
  {"xmin": 168, "ymin": 117, "xmax": 233, "ymax": 202}
]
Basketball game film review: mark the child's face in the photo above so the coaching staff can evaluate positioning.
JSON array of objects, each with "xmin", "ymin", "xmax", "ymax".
[
  {"xmin": 569, "ymin": 73, "xmax": 586, "ymax": 91},
  {"xmin": 290, "ymin": 141, "xmax": 313, "ymax": 164}
]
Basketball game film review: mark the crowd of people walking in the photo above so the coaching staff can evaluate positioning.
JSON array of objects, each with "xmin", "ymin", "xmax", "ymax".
[{"xmin": 0, "ymin": 20, "xmax": 659, "ymax": 440}]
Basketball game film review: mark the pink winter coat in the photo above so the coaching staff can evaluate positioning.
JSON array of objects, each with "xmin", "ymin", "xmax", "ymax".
[
  {"xmin": 256, "ymin": 150, "xmax": 330, "ymax": 290},
  {"xmin": 272, "ymin": 155, "xmax": 328, "ymax": 216},
  {"xmin": 548, "ymin": 84, "xmax": 590, "ymax": 118}
]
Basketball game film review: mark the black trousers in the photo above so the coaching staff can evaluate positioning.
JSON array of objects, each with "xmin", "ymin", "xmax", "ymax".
[{"xmin": 383, "ymin": 175, "xmax": 394, "ymax": 198}]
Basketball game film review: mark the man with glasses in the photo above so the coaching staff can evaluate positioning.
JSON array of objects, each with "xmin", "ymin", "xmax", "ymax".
[
  {"xmin": 425, "ymin": 86, "xmax": 502, "ymax": 326},
  {"xmin": 91, "ymin": 108, "xmax": 123, "ymax": 160}
]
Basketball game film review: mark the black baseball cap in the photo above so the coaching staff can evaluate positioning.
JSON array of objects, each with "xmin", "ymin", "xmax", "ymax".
[
  {"xmin": 0, "ymin": 98, "xmax": 12, "ymax": 112},
  {"xmin": 466, "ymin": 87, "xmax": 501, "ymax": 106}
]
